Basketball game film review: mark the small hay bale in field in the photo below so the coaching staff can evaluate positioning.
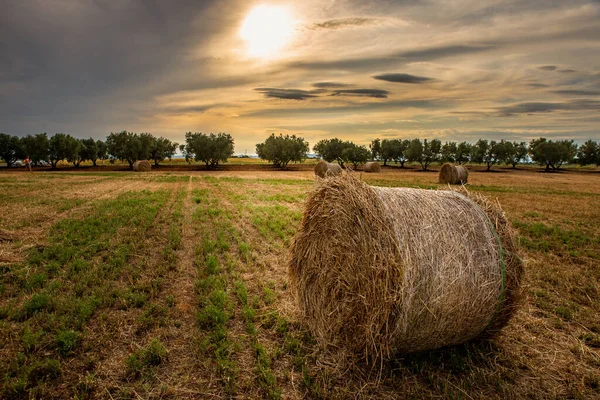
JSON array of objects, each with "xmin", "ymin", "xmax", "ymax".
[
  {"xmin": 314, "ymin": 160, "xmax": 342, "ymax": 178},
  {"xmin": 289, "ymin": 174, "xmax": 522, "ymax": 361},
  {"xmin": 363, "ymin": 161, "xmax": 381, "ymax": 173},
  {"xmin": 133, "ymin": 160, "xmax": 152, "ymax": 172},
  {"xmin": 439, "ymin": 163, "xmax": 469, "ymax": 184}
]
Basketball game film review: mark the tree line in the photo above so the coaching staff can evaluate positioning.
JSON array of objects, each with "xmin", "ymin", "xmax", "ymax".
[
  {"xmin": 255, "ymin": 135, "xmax": 599, "ymax": 171},
  {"xmin": 1, "ymin": 131, "xmax": 599, "ymax": 171}
]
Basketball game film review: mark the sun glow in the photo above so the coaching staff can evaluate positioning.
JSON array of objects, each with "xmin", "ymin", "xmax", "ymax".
[{"xmin": 239, "ymin": 5, "xmax": 295, "ymax": 58}]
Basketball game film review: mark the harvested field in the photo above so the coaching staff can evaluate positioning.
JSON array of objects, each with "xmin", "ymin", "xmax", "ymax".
[{"xmin": 0, "ymin": 167, "xmax": 599, "ymax": 399}]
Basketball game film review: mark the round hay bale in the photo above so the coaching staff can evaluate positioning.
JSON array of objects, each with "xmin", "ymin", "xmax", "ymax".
[
  {"xmin": 456, "ymin": 165, "xmax": 469, "ymax": 184},
  {"xmin": 314, "ymin": 160, "xmax": 342, "ymax": 178},
  {"xmin": 133, "ymin": 160, "xmax": 152, "ymax": 172},
  {"xmin": 439, "ymin": 163, "xmax": 468, "ymax": 184},
  {"xmin": 289, "ymin": 174, "xmax": 522, "ymax": 360},
  {"xmin": 439, "ymin": 163, "xmax": 458, "ymax": 184},
  {"xmin": 363, "ymin": 161, "xmax": 381, "ymax": 173}
]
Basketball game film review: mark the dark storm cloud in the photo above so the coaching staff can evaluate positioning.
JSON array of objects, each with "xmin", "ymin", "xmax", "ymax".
[
  {"xmin": 331, "ymin": 89, "xmax": 389, "ymax": 98},
  {"xmin": 373, "ymin": 73, "xmax": 434, "ymax": 84},
  {"xmin": 254, "ymin": 88, "xmax": 323, "ymax": 100},
  {"xmin": 528, "ymin": 83, "xmax": 550, "ymax": 88},
  {"xmin": 538, "ymin": 65, "xmax": 558, "ymax": 71},
  {"xmin": 559, "ymin": 69, "xmax": 577, "ymax": 73},
  {"xmin": 552, "ymin": 89, "xmax": 600, "ymax": 96},
  {"xmin": 312, "ymin": 82, "xmax": 353, "ymax": 88},
  {"xmin": 0, "ymin": 0, "xmax": 229, "ymax": 134},
  {"xmin": 497, "ymin": 99, "xmax": 600, "ymax": 116},
  {"xmin": 310, "ymin": 17, "xmax": 378, "ymax": 30}
]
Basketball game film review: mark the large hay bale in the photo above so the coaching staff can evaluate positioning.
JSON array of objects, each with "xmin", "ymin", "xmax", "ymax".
[
  {"xmin": 314, "ymin": 160, "xmax": 342, "ymax": 178},
  {"xmin": 439, "ymin": 163, "xmax": 468, "ymax": 184},
  {"xmin": 133, "ymin": 160, "xmax": 152, "ymax": 172},
  {"xmin": 289, "ymin": 174, "xmax": 522, "ymax": 361},
  {"xmin": 363, "ymin": 161, "xmax": 381, "ymax": 173}
]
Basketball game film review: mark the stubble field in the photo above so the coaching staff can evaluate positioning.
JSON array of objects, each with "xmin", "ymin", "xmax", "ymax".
[{"xmin": 0, "ymin": 167, "xmax": 599, "ymax": 399}]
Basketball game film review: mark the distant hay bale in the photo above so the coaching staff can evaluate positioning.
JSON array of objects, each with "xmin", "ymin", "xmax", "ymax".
[
  {"xmin": 314, "ymin": 160, "xmax": 342, "ymax": 178},
  {"xmin": 363, "ymin": 161, "xmax": 381, "ymax": 173},
  {"xmin": 133, "ymin": 160, "xmax": 152, "ymax": 172},
  {"xmin": 439, "ymin": 163, "xmax": 469, "ymax": 184},
  {"xmin": 289, "ymin": 174, "xmax": 522, "ymax": 361}
]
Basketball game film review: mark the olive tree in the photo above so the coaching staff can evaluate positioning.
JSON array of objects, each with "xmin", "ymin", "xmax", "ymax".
[
  {"xmin": 256, "ymin": 133, "xmax": 309, "ymax": 168},
  {"xmin": 577, "ymin": 139, "xmax": 599, "ymax": 166},
  {"xmin": 313, "ymin": 138, "xmax": 353, "ymax": 167},
  {"xmin": 341, "ymin": 143, "xmax": 371, "ymax": 169},
  {"xmin": 405, "ymin": 138, "xmax": 441, "ymax": 171},
  {"xmin": 529, "ymin": 138, "xmax": 577, "ymax": 171},
  {"xmin": 185, "ymin": 132, "xmax": 234, "ymax": 169},
  {"xmin": 48, "ymin": 133, "xmax": 79, "ymax": 169},
  {"xmin": 106, "ymin": 131, "xmax": 142, "ymax": 169},
  {"xmin": 0, "ymin": 133, "xmax": 24, "ymax": 167},
  {"xmin": 150, "ymin": 137, "xmax": 178, "ymax": 166}
]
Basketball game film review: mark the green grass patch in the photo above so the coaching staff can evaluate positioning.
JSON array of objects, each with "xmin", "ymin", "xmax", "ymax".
[
  {"xmin": 513, "ymin": 220, "xmax": 598, "ymax": 258},
  {"xmin": 126, "ymin": 338, "xmax": 167, "ymax": 377}
]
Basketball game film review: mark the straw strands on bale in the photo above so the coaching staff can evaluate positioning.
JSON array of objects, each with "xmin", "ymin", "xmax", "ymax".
[
  {"xmin": 439, "ymin": 163, "xmax": 468, "ymax": 184},
  {"xmin": 363, "ymin": 161, "xmax": 381, "ymax": 173},
  {"xmin": 289, "ymin": 174, "xmax": 522, "ymax": 361},
  {"xmin": 133, "ymin": 160, "xmax": 152, "ymax": 172},
  {"xmin": 314, "ymin": 160, "xmax": 342, "ymax": 178}
]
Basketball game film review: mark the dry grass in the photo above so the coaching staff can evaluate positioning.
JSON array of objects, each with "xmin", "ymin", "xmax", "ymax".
[{"xmin": 0, "ymin": 166, "xmax": 599, "ymax": 399}]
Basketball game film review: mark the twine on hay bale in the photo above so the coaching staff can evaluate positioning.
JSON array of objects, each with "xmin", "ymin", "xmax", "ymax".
[
  {"xmin": 133, "ymin": 160, "xmax": 152, "ymax": 172},
  {"xmin": 363, "ymin": 161, "xmax": 381, "ymax": 173},
  {"xmin": 314, "ymin": 160, "xmax": 342, "ymax": 178},
  {"xmin": 439, "ymin": 163, "xmax": 469, "ymax": 184},
  {"xmin": 289, "ymin": 173, "xmax": 523, "ymax": 361}
]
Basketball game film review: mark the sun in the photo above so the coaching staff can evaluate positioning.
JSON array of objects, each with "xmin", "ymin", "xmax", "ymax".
[{"xmin": 239, "ymin": 5, "xmax": 295, "ymax": 58}]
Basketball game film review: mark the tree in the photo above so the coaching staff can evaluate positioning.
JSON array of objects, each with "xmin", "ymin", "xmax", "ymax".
[
  {"xmin": 179, "ymin": 144, "xmax": 191, "ymax": 164},
  {"xmin": 441, "ymin": 141, "xmax": 458, "ymax": 163},
  {"xmin": 393, "ymin": 139, "xmax": 411, "ymax": 167},
  {"xmin": 455, "ymin": 141, "xmax": 472, "ymax": 165},
  {"xmin": 341, "ymin": 144, "xmax": 371, "ymax": 169},
  {"xmin": 370, "ymin": 138, "xmax": 381, "ymax": 160},
  {"xmin": 313, "ymin": 138, "xmax": 352, "ymax": 167},
  {"xmin": 150, "ymin": 137, "xmax": 178, "ymax": 166},
  {"xmin": 106, "ymin": 131, "xmax": 142, "ymax": 169},
  {"xmin": 577, "ymin": 139, "xmax": 599, "ymax": 166},
  {"xmin": 379, "ymin": 139, "xmax": 395, "ymax": 166},
  {"xmin": 48, "ymin": 133, "xmax": 79, "ymax": 169},
  {"xmin": 377, "ymin": 139, "xmax": 410, "ymax": 167},
  {"xmin": 529, "ymin": 138, "xmax": 577, "ymax": 171},
  {"xmin": 0, "ymin": 133, "xmax": 24, "ymax": 167},
  {"xmin": 256, "ymin": 133, "xmax": 309, "ymax": 168},
  {"xmin": 185, "ymin": 132, "xmax": 234, "ymax": 169},
  {"xmin": 405, "ymin": 138, "xmax": 441, "ymax": 171},
  {"xmin": 138, "ymin": 133, "xmax": 154, "ymax": 162},
  {"xmin": 96, "ymin": 140, "xmax": 108, "ymax": 165},
  {"xmin": 503, "ymin": 141, "xmax": 528, "ymax": 168},
  {"xmin": 471, "ymin": 139, "xmax": 502, "ymax": 171},
  {"xmin": 21, "ymin": 133, "xmax": 50, "ymax": 165},
  {"xmin": 75, "ymin": 138, "xmax": 99, "ymax": 167}
]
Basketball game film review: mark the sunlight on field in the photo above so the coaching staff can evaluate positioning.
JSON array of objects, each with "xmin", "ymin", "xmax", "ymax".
[{"xmin": 0, "ymin": 168, "xmax": 599, "ymax": 398}]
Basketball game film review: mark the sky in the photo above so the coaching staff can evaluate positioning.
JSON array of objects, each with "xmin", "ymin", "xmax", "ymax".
[{"xmin": 1, "ymin": 0, "xmax": 600, "ymax": 154}]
